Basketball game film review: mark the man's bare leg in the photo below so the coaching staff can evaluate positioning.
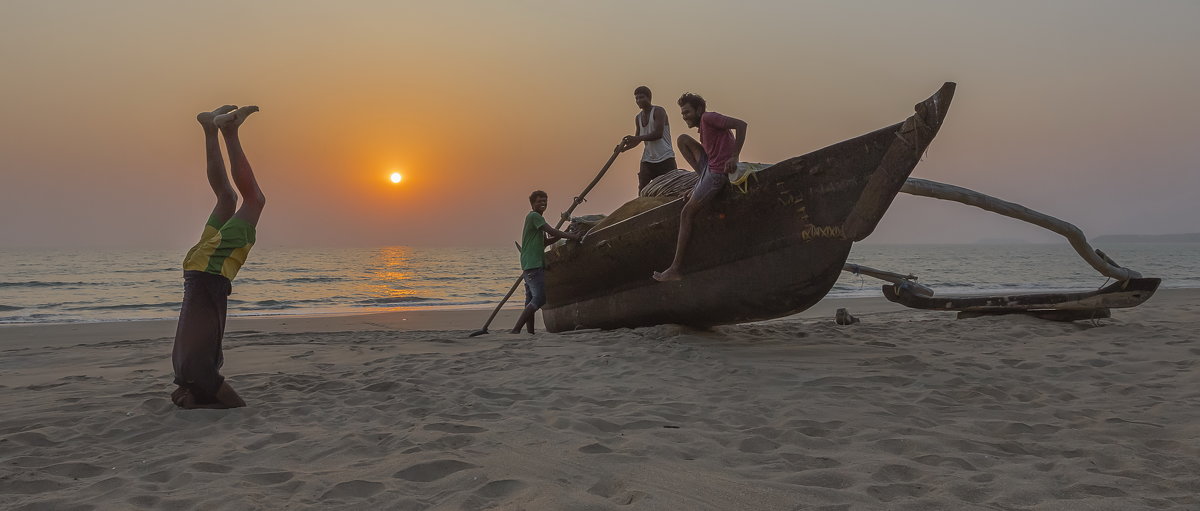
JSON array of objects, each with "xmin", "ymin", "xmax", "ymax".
[
  {"xmin": 510, "ymin": 307, "xmax": 536, "ymax": 334},
  {"xmin": 214, "ymin": 106, "xmax": 266, "ymax": 227},
  {"xmin": 653, "ymin": 135, "xmax": 708, "ymax": 282},
  {"xmin": 677, "ymin": 134, "xmax": 705, "ymax": 172},
  {"xmin": 652, "ymin": 199, "xmax": 701, "ymax": 282},
  {"xmin": 197, "ymin": 105, "xmax": 239, "ymax": 223}
]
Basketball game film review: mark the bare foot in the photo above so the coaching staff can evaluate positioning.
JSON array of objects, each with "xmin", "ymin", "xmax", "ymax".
[
  {"xmin": 214, "ymin": 105, "xmax": 259, "ymax": 130},
  {"xmin": 196, "ymin": 105, "xmax": 237, "ymax": 128},
  {"xmin": 652, "ymin": 268, "xmax": 683, "ymax": 282}
]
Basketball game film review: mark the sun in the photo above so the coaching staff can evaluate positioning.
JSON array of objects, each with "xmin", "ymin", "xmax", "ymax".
[{"xmin": 390, "ymin": 172, "xmax": 403, "ymax": 184}]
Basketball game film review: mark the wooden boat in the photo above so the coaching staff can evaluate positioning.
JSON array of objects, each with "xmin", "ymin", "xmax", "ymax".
[{"xmin": 540, "ymin": 82, "xmax": 957, "ymax": 332}]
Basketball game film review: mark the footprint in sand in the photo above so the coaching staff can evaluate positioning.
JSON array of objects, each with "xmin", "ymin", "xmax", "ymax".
[
  {"xmin": 426, "ymin": 434, "xmax": 474, "ymax": 450},
  {"xmin": 7, "ymin": 431, "xmax": 57, "ymax": 446},
  {"xmin": 245, "ymin": 472, "xmax": 294, "ymax": 485},
  {"xmin": 392, "ymin": 460, "xmax": 476, "ymax": 482},
  {"xmin": 870, "ymin": 464, "xmax": 920, "ymax": 483},
  {"xmin": 784, "ymin": 470, "xmax": 855, "ymax": 490},
  {"xmin": 738, "ymin": 436, "xmax": 780, "ymax": 453},
  {"xmin": 475, "ymin": 479, "xmax": 526, "ymax": 498},
  {"xmin": 41, "ymin": 462, "xmax": 108, "ymax": 478},
  {"xmin": 423, "ymin": 423, "xmax": 487, "ymax": 434},
  {"xmin": 245, "ymin": 432, "xmax": 301, "ymax": 450},
  {"xmin": 141, "ymin": 470, "xmax": 173, "ymax": 483},
  {"xmin": 128, "ymin": 495, "xmax": 161, "ymax": 507},
  {"xmin": 0, "ymin": 479, "xmax": 68, "ymax": 494},
  {"xmin": 362, "ymin": 381, "xmax": 399, "ymax": 392},
  {"xmin": 320, "ymin": 480, "xmax": 384, "ymax": 500},
  {"xmin": 189, "ymin": 462, "xmax": 232, "ymax": 474},
  {"xmin": 867, "ymin": 483, "xmax": 930, "ymax": 502},
  {"xmin": 579, "ymin": 443, "xmax": 612, "ymax": 454}
]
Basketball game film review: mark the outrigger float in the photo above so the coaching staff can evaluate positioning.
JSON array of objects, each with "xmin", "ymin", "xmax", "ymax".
[{"xmin": 536, "ymin": 82, "xmax": 1157, "ymax": 332}]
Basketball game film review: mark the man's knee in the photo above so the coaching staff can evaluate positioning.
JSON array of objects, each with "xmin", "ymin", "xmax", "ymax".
[
  {"xmin": 215, "ymin": 191, "xmax": 238, "ymax": 207},
  {"xmin": 677, "ymin": 134, "xmax": 698, "ymax": 148}
]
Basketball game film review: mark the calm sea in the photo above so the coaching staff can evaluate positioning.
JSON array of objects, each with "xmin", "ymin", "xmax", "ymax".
[{"xmin": 1, "ymin": 244, "xmax": 1197, "ymax": 324}]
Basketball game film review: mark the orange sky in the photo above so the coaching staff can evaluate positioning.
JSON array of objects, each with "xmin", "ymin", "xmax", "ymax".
[{"xmin": 1, "ymin": 1, "xmax": 1198, "ymax": 248}]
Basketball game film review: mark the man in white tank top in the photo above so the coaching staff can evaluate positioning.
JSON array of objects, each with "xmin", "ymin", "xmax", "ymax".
[{"xmin": 620, "ymin": 86, "xmax": 677, "ymax": 192}]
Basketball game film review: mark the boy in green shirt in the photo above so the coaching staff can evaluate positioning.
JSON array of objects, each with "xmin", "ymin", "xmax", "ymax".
[{"xmin": 512, "ymin": 190, "xmax": 582, "ymax": 334}]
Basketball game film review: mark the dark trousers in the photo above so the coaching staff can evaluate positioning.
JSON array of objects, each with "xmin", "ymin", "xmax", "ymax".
[
  {"xmin": 638, "ymin": 157, "xmax": 678, "ymax": 191},
  {"xmin": 172, "ymin": 270, "xmax": 231, "ymax": 403}
]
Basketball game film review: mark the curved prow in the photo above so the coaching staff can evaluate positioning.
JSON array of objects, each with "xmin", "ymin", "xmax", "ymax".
[{"xmin": 843, "ymin": 82, "xmax": 956, "ymax": 241}]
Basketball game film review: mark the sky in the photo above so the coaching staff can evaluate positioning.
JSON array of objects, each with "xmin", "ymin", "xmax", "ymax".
[{"xmin": 1, "ymin": 1, "xmax": 1197, "ymax": 249}]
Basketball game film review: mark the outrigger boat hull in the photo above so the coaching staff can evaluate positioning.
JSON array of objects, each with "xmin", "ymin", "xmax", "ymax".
[
  {"xmin": 882, "ymin": 277, "xmax": 1161, "ymax": 313},
  {"xmin": 541, "ymin": 83, "xmax": 956, "ymax": 332}
]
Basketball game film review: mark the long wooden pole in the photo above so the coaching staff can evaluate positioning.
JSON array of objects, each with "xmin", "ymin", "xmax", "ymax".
[{"xmin": 469, "ymin": 144, "xmax": 623, "ymax": 337}]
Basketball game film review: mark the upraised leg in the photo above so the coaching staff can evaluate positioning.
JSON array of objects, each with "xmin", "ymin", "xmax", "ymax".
[
  {"xmin": 197, "ymin": 105, "xmax": 239, "ymax": 223},
  {"xmin": 214, "ymin": 106, "xmax": 266, "ymax": 227},
  {"xmin": 677, "ymin": 134, "xmax": 706, "ymax": 172}
]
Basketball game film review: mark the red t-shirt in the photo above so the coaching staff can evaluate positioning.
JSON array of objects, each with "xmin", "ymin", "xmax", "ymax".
[{"xmin": 699, "ymin": 111, "xmax": 738, "ymax": 174}]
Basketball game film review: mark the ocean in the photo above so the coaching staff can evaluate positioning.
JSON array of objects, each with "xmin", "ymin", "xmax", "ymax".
[{"xmin": 1, "ymin": 244, "xmax": 1197, "ymax": 325}]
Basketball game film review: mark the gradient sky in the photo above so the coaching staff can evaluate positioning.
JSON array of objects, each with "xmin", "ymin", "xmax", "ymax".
[{"xmin": 1, "ymin": 1, "xmax": 1197, "ymax": 249}]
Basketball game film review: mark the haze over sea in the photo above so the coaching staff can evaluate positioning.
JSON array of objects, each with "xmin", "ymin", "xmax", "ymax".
[{"xmin": 2, "ymin": 243, "xmax": 1196, "ymax": 325}]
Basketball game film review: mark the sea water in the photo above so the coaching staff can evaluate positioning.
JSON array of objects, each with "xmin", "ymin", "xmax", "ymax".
[{"xmin": 1, "ymin": 244, "xmax": 1197, "ymax": 324}]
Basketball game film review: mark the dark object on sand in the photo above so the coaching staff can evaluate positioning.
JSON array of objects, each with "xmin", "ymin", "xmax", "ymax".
[
  {"xmin": 835, "ymin": 308, "xmax": 860, "ymax": 325},
  {"xmin": 541, "ymin": 83, "xmax": 957, "ymax": 332},
  {"xmin": 883, "ymin": 278, "xmax": 1160, "ymax": 322}
]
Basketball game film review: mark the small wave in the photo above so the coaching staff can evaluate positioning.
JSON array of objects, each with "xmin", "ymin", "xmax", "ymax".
[
  {"xmin": 0, "ymin": 304, "xmax": 24, "ymax": 311},
  {"xmin": 356, "ymin": 296, "xmax": 433, "ymax": 305},
  {"xmin": 64, "ymin": 301, "xmax": 180, "ymax": 312},
  {"xmin": 237, "ymin": 276, "xmax": 349, "ymax": 284},
  {"xmin": 0, "ymin": 281, "xmax": 108, "ymax": 288}
]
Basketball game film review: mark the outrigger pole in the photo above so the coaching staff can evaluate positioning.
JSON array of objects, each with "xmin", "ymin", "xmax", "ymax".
[
  {"xmin": 842, "ymin": 178, "xmax": 1158, "ymax": 318},
  {"xmin": 898, "ymin": 178, "xmax": 1140, "ymax": 281}
]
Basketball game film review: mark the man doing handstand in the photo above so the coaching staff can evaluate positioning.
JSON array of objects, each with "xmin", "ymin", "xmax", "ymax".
[{"xmin": 171, "ymin": 104, "xmax": 264, "ymax": 409}]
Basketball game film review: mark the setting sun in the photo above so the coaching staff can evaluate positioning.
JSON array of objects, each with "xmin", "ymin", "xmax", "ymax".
[{"xmin": 390, "ymin": 172, "xmax": 403, "ymax": 184}]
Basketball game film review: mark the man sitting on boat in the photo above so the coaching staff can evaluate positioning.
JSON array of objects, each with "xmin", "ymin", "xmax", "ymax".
[
  {"xmin": 619, "ymin": 85, "xmax": 677, "ymax": 193},
  {"xmin": 652, "ymin": 93, "xmax": 748, "ymax": 282},
  {"xmin": 512, "ymin": 190, "xmax": 583, "ymax": 334}
]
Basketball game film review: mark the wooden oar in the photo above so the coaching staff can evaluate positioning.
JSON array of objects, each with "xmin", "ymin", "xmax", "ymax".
[{"xmin": 468, "ymin": 143, "xmax": 623, "ymax": 337}]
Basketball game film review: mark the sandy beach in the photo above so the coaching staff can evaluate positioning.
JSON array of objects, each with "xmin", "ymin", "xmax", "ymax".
[{"xmin": 2, "ymin": 290, "xmax": 1198, "ymax": 510}]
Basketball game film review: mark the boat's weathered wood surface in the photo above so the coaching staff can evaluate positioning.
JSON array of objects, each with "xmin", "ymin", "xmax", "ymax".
[
  {"xmin": 957, "ymin": 309, "xmax": 1111, "ymax": 322},
  {"xmin": 882, "ymin": 277, "xmax": 1161, "ymax": 312},
  {"xmin": 542, "ymin": 83, "xmax": 956, "ymax": 332}
]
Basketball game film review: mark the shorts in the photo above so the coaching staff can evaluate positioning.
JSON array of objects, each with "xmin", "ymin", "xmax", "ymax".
[
  {"xmin": 522, "ymin": 267, "xmax": 546, "ymax": 310},
  {"xmin": 183, "ymin": 216, "xmax": 256, "ymax": 282},
  {"xmin": 172, "ymin": 270, "xmax": 232, "ymax": 403},
  {"xmin": 638, "ymin": 157, "xmax": 678, "ymax": 191},
  {"xmin": 690, "ymin": 166, "xmax": 728, "ymax": 204}
]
